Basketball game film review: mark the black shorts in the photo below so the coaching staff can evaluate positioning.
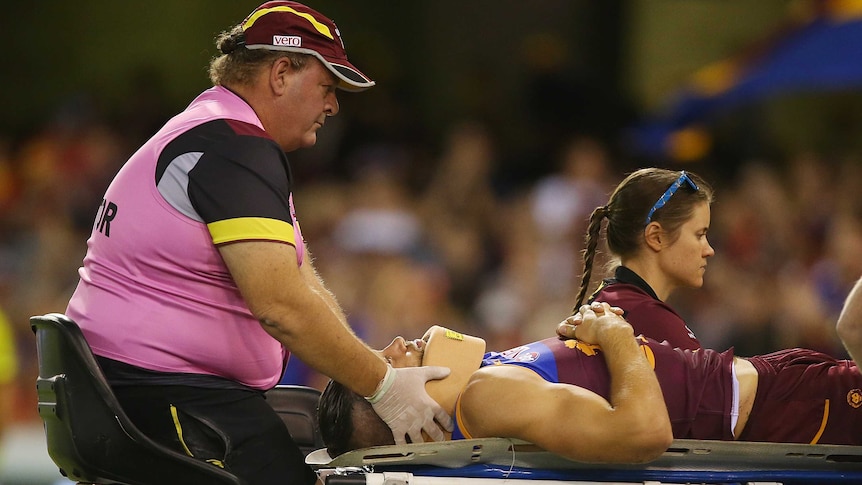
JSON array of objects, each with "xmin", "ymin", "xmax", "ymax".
[{"xmin": 112, "ymin": 383, "xmax": 317, "ymax": 485}]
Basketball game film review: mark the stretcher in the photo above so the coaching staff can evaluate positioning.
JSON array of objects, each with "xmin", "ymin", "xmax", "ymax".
[{"xmin": 307, "ymin": 438, "xmax": 862, "ymax": 484}]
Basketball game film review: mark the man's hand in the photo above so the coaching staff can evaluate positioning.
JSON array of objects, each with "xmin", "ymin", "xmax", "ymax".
[
  {"xmin": 557, "ymin": 302, "xmax": 630, "ymax": 345},
  {"xmin": 557, "ymin": 302, "xmax": 625, "ymax": 341},
  {"xmin": 367, "ymin": 365, "xmax": 454, "ymax": 444}
]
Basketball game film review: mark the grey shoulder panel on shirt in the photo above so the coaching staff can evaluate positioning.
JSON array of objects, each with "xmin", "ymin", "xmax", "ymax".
[{"xmin": 157, "ymin": 151, "xmax": 204, "ymax": 222}]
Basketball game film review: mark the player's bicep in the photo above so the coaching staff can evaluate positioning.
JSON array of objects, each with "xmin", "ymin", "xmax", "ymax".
[{"xmin": 459, "ymin": 365, "xmax": 629, "ymax": 463}]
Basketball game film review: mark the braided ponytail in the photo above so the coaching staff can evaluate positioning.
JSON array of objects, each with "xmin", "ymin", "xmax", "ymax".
[{"xmin": 573, "ymin": 205, "xmax": 609, "ymax": 313}]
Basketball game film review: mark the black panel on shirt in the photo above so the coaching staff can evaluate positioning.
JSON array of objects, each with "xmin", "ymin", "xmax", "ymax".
[{"xmin": 155, "ymin": 119, "xmax": 294, "ymax": 225}]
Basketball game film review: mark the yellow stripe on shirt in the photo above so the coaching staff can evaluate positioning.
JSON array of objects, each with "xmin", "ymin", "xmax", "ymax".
[
  {"xmin": 208, "ymin": 217, "xmax": 296, "ymax": 246},
  {"xmin": 454, "ymin": 395, "xmax": 474, "ymax": 439}
]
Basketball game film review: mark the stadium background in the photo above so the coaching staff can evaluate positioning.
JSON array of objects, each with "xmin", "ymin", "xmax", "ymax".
[{"xmin": 3, "ymin": 1, "xmax": 862, "ymax": 482}]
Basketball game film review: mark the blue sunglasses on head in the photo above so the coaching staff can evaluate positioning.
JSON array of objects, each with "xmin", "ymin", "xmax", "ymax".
[{"xmin": 644, "ymin": 171, "xmax": 699, "ymax": 225}]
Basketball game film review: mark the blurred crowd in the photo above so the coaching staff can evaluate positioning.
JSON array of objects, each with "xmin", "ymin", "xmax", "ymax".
[{"xmin": 2, "ymin": 83, "xmax": 861, "ymax": 429}]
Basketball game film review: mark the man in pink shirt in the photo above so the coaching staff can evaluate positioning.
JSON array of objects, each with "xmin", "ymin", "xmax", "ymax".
[{"xmin": 66, "ymin": 3, "xmax": 451, "ymax": 484}]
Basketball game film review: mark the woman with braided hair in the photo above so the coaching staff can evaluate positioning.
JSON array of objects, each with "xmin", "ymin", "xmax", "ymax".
[{"xmin": 562, "ymin": 168, "xmax": 715, "ymax": 350}]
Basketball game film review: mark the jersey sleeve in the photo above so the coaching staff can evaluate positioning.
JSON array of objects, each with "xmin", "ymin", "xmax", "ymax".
[{"xmin": 188, "ymin": 132, "xmax": 297, "ymax": 247}]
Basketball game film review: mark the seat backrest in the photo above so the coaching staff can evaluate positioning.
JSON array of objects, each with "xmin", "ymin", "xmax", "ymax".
[
  {"xmin": 265, "ymin": 384, "xmax": 325, "ymax": 456},
  {"xmin": 31, "ymin": 313, "xmax": 245, "ymax": 485}
]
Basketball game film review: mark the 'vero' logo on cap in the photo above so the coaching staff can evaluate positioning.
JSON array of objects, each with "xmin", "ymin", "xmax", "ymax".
[{"xmin": 273, "ymin": 35, "xmax": 302, "ymax": 47}]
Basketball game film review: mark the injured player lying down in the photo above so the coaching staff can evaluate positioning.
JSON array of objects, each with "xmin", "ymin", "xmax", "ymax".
[{"xmin": 319, "ymin": 302, "xmax": 862, "ymax": 464}]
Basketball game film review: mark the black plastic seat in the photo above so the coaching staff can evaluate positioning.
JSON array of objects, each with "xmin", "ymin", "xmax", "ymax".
[
  {"xmin": 264, "ymin": 384, "xmax": 325, "ymax": 457},
  {"xmin": 31, "ymin": 313, "xmax": 246, "ymax": 485}
]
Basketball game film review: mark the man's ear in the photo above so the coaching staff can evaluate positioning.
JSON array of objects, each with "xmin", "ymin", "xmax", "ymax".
[
  {"xmin": 643, "ymin": 222, "xmax": 664, "ymax": 252},
  {"xmin": 269, "ymin": 57, "xmax": 293, "ymax": 95}
]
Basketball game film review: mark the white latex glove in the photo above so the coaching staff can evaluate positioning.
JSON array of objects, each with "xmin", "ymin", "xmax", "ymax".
[{"xmin": 366, "ymin": 365, "xmax": 454, "ymax": 444}]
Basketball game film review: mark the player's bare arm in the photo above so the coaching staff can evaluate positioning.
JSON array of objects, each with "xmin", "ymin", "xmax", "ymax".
[
  {"xmin": 459, "ymin": 305, "xmax": 672, "ymax": 464},
  {"xmin": 838, "ymin": 276, "xmax": 862, "ymax": 367}
]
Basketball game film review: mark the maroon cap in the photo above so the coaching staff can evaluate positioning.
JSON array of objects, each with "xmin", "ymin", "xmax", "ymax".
[{"xmin": 240, "ymin": 1, "xmax": 374, "ymax": 92}]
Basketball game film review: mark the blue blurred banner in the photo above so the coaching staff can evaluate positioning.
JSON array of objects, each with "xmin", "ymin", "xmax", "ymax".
[{"xmin": 630, "ymin": 3, "xmax": 862, "ymax": 160}]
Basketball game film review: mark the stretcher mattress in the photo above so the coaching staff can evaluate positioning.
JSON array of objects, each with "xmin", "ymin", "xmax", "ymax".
[{"xmin": 308, "ymin": 438, "xmax": 862, "ymax": 484}]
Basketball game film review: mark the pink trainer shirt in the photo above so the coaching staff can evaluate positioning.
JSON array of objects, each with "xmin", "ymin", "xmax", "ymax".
[{"xmin": 67, "ymin": 86, "xmax": 304, "ymax": 390}]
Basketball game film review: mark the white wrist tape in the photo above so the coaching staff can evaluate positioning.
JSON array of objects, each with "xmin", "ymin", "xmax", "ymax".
[{"xmin": 365, "ymin": 364, "xmax": 395, "ymax": 404}]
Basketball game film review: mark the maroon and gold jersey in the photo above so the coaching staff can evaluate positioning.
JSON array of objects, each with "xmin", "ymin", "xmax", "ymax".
[
  {"xmin": 460, "ymin": 337, "xmax": 862, "ymax": 445},
  {"xmin": 590, "ymin": 266, "xmax": 702, "ymax": 351},
  {"xmin": 470, "ymin": 336, "xmax": 735, "ymax": 441}
]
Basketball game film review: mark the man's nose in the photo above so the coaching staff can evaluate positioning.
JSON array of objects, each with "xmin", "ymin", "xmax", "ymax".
[{"xmin": 326, "ymin": 96, "xmax": 339, "ymax": 116}]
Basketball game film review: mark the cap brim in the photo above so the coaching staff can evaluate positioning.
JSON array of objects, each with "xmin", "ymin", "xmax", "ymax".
[{"xmin": 329, "ymin": 62, "xmax": 375, "ymax": 92}]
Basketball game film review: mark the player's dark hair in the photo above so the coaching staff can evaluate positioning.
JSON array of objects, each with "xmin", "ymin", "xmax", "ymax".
[
  {"xmin": 318, "ymin": 379, "xmax": 395, "ymax": 458},
  {"xmin": 574, "ymin": 168, "xmax": 714, "ymax": 310}
]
